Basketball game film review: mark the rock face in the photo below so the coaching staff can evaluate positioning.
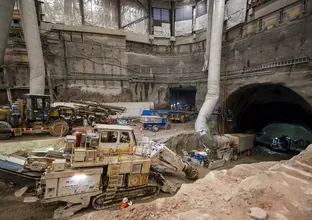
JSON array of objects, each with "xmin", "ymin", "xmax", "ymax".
[{"xmin": 73, "ymin": 145, "xmax": 312, "ymax": 220}]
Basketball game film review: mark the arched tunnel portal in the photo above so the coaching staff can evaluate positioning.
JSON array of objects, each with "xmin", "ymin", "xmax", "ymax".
[{"xmin": 226, "ymin": 83, "xmax": 312, "ymax": 134}]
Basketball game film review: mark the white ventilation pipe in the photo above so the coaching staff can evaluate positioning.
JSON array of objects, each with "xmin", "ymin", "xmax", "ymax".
[
  {"xmin": 202, "ymin": 0, "xmax": 214, "ymax": 71},
  {"xmin": 0, "ymin": 0, "xmax": 15, "ymax": 66},
  {"xmin": 20, "ymin": 0, "xmax": 45, "ymax": 95},
  {"xmin": 195, "ymin": 0, "xmax": 226, "ymax": 150}
]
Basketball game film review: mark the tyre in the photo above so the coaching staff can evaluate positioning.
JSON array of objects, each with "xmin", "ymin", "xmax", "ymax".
[
  {"xmin": 152, "ymin": 125, "xmax": 159, "ymax": 132},
  {"xmin": 0, "ymin": 121, "xmax": 12, "ymax": 140},
  {"xmin": 49, "ymin": 120, "xmax": 69, "ymax": 137}
]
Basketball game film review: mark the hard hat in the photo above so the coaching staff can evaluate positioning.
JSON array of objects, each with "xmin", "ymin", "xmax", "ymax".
[{"xmin": 122, "ymin": 197, "xmax": 128, "ymax": 203}]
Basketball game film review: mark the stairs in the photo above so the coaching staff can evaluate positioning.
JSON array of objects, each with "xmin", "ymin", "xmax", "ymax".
[{"xmin": 106, "ymin": 163, "xmax": 121, "ymax": 200}]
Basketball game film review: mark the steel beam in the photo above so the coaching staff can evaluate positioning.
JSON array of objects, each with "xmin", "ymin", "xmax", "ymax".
[
  {"xmin": 118, "ymin": 0, "xmax": 121, "ymax": 29},
  {"xmin": 135, "ymin": 0, "xmax": 148, "ymax": 12},
  {"xmin": 79, "ymin": 0, "xmax": 85, "ymax": 25},
  {"xmin": 148, "ymin": 0, "xmax": 152, "ymax": 34},
  {"xmin": 171, "ymin": 1, "xmax": 175, "ymax": 36},
  {"xmin": 121, "ymin": 15, "xmax": 149, "ymax": 29}
]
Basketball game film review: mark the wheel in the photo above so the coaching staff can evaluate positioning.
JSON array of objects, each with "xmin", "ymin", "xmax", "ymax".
[
  {"xmin": 0, "ymin": 121, "xmax": 12, "ymax": 140},
  {"xmin": 70, "ymin": 114, "xmax": 77, "ymax": 122},
  {"xmin": 152, "ymin": 125, "xmax": 159, "ymax": 132},
  {"xmin": 49, "ymin": 120, "xmax": 69, "ymax": 137}
]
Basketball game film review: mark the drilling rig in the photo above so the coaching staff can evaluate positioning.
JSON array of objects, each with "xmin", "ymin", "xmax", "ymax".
[{"xmin": 0, "ymin": 124, "xmax": 199, "ymax": 218}]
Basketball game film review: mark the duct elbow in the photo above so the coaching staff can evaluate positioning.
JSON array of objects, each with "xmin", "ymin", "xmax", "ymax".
[
  {"xmin": 196, "ymin": 129, "xmax": 219, "ymax": 151},
  {"xmin": 195, "ymin": 99, "xmax": 220, "ymax": 151}
]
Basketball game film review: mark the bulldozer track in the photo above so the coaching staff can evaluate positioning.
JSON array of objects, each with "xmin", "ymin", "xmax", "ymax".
[{"xmin": 92, "ymin": 183, "xmax": 159, "ymax": 210}]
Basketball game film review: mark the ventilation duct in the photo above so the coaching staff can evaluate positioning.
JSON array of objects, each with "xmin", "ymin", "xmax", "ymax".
[
  {"xmin": 202, "ymin": 0, "xmax": 214, "ymax": 71},
  {"xmin": 20, "ymin": 0, "xmax": 46, "ymax": 95},
  {"xmin": 195, "ymin": 0, "xmax": 228, "ymax": 150}
]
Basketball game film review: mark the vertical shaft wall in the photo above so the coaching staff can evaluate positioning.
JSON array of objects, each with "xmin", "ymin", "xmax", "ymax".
[
  {"xmin": 20, "ymin": 0, "xmax": 45, "ymax": 95},
  {"xmin": 0, "ymin": 0, "xmax": 15, "ymax": 66}
]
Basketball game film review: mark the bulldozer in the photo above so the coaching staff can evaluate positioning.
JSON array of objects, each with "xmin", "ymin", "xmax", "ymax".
[{"xmin": 0, "ymin": 94, "xmax": 73, "ymax": 140}]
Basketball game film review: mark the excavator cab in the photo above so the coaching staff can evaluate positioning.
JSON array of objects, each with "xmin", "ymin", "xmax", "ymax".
[{"xmin": 24, "ymin": 94, "xmax": 51, "ymax": 122}]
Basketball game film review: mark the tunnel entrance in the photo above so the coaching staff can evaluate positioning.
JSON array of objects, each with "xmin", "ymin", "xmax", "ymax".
[
  {"xmin": 170, "ymin": 87, "xmax": 196, "ymax": 111},
  {"xmin": 226, "ymin": 83, "xmax": 312, "ymax": 152}
]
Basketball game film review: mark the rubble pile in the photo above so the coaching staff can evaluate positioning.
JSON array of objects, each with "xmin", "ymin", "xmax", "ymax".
[{"xmin": 73, "ymin": 145, "xmax": 312, "ymax": 220}]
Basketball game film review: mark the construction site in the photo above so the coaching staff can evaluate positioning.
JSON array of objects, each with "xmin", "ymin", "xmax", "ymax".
[{"xmin": 0, "ymin": 0, "xmax": 312, "ymax": 219}]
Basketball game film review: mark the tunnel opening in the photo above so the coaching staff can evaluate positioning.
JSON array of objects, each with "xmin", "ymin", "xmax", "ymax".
[
  {"xmin": 226, "ymin": 83, "xmax": 312, "ymax": 157},
  {"xmin": 170, "ymin": 87, "xmax": 197, "ymax": 111}
]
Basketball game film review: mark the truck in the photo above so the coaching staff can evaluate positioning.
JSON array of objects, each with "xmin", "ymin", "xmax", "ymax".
[{"xmin": 0, "ymin": 124, "xmax": 198, "ymax": 218}]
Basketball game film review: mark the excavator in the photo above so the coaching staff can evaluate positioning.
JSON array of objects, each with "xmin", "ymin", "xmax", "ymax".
[{"xmin": 0, "ymin": 124, "xmax": 199, "ymax": 218}]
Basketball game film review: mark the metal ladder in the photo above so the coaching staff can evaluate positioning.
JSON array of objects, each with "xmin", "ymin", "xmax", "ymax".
[{"xmin": 106, "ymin": 149, "xmax": 122, "ymax": 200}]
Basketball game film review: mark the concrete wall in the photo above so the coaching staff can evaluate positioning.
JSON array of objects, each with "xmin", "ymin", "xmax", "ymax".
[{"xmin": 1, "ymin": 0, "xmax": 312, "ymax": 112}]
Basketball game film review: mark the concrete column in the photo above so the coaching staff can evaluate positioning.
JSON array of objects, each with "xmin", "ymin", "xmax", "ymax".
[
  {"xmin": 171, "ymin": 1, "xmax": 175, "ymax": 36},
  {"xmin": 0, "ymin": 0, "xmax": 15, "ymax": 66},
  {"xmin": 20, "ymin": 0, "xmax": 45, "ymax": 95}
]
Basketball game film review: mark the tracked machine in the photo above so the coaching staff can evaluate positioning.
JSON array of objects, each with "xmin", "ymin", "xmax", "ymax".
[{"xmin": 0, "ymin": 124, "xmax": 198, "ymax": 218}]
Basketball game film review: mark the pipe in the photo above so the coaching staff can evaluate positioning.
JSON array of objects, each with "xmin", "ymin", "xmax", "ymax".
[
  {"xmin": 202, "ymin": 0, "xmax": 214, "ymax": 71},
  {"xmin": 195, "ymin": 0, "xmax": 226, "ymax": 150},
  {"xmin": 0, "ymin": 0, "xmax": 15, "ymax": 66},
  {"xmin": 20, "ymin": 0, "xmax": 46, "ymax": 95}
]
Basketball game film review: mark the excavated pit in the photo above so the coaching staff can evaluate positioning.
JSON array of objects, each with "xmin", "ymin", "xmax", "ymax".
[{"xmin": 0, "ymin": 126, "xmax": 306, "ymax": 220}]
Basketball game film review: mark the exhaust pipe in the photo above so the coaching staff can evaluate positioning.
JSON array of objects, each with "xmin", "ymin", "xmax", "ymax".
[{"xmin": 195, "ymin": 0, "xmax": 226, "ymax": 150}]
